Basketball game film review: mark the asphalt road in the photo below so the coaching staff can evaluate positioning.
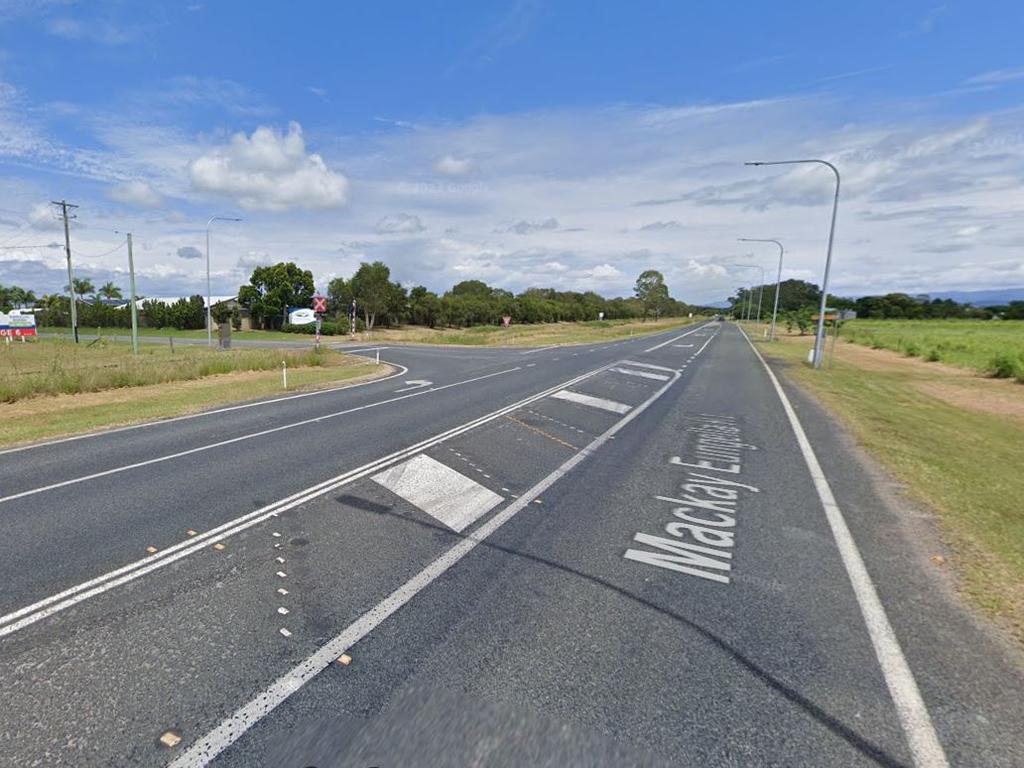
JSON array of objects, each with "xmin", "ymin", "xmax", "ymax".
[{"xmin": 2, "ymin": 323, "xmax": 1022, "ymax": 767}]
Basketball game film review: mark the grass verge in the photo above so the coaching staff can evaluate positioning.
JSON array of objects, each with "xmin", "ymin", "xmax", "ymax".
[
  {"xmin": 41, "ymin": 316, "xmax": 702, "ymax": 348},
  {"xmin": 757, "ymin": 332, "xmax": 1024, "ymax": 644},
  {"xmin": 839, "ymin": 318, "xmax": 1024, "ymax": 379},
  {"xmin": 0, "ymin": 348, "xmax": 386, "ymax": 447}
]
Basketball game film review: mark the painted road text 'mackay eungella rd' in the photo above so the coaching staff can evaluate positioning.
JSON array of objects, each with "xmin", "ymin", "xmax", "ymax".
[{"xmin": 624, "ymin": 414, "xmax": 759, "ymax": 584}]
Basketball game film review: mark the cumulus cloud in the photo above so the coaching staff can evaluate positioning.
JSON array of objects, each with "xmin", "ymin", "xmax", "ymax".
[
  {"xmin": 500, "ymin": 218, "xmax": 560, "ymax": 234},
  {"xmin": 27, "ymin": 203, "xmax": 61, "ymax": 231},
  {"xmin": 177, "ymin": 246, "xmax": 203, "ymax": 260},
  {"xmin": 375, "ymin": 213, "xmax": 426, "ymax": 234},
  {"xmin": 434, "ymin": 155, "xmax": 472, "ymax": 176},
  {"xmin": 237, "ymin": 250, "xmax": 273, "ymax": 270},
  {"xmin": 107, "ymin": 180, "xmax": 164, "ymax": 208},
  {"xmin": 188, "ymin": 122, "xmax": 348, "ymax": 211}
]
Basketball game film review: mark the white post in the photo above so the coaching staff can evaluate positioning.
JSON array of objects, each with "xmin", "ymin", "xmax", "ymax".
[
  {"xmin": 375, "ymin": 349, "xmax": 380, "ymax": 365},
  {"xmin": 282, "ymin": 360, "xmax": 287, "ymax": 389}
]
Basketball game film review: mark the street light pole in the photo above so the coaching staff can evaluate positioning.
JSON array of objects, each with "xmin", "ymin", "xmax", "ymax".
[
  {"xmin": 205, "ymin": 215, "xmax": 242, "ymax": 346},
  {"xmin": 739, "ymin": 238, "xmax": 785, "ymax": 341},
  {"xmin": 745, "ymin": 159, "xmax": 839, "ymax": 368},
  {"xmin": 729, "ymin": 263, "xmax": 765, "ymax": 328}
]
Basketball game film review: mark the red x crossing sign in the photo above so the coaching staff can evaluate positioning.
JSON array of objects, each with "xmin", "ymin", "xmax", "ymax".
[{"xmin": 312, "ymin": 295, "xmax": 327, "ymax": 313}]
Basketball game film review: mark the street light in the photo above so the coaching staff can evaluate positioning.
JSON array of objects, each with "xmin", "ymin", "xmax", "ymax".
[
  {"xmin": 739, "ymin": 238, "xmax": 784, "ymax": 341},
  {"xmin": 205, "ymin": 215, "xmax": 242, "ymax": 346},
  {"xmin": 728, "ymin": 263, "xmax": 766, "ymax": 327},
  {"xmin": 745, "ymin": 159, "xmax": 839, "ymax": 368}
]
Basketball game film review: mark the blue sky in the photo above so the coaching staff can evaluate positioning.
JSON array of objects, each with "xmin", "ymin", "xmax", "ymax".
[{"xmin": 1, "ymin": 0, "xmax": 1022, "ymax": 303}]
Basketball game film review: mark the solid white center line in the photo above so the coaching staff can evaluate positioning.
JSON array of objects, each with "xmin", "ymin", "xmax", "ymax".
[
  {"xmin": 621, "ymin": 360, "xmax": 675, "ymax": 372},
  {"xmin": 551, "ymin": 389, "xmax": 630, "ymax": 414}
]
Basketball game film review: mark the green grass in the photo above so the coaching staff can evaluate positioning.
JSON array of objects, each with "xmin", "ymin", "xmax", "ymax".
[
  {"xmin": 40, "ymin": 316, "xmax": 702, "ymax": 347},
  {"xmin": 0, "ymin": 340, "xmax": 384, "ymax": 446},
  {"xmin": 1, "ymin": 338, "xmax": 343, "ymax": 402},
  {"xmin": 759, "ymin": 334, "xmax": 1024, "ymax": 641},
  {"xmin": 840, "ymin": 319, "xmax": 1024, "ymax": 380}
]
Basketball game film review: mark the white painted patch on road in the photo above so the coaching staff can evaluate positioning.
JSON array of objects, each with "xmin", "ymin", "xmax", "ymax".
[
  {"xmin": 738, "ymin": 326, "xmax": 949, "ymax": 768},
  {"xmin": 621, "ymin": 360, "xmax": 675, "ymax": 372},
  {"xmin": 551, "ymin": 389, "xmax": 630, "ymax": 414},
  {"xmin": 611, "ymin": 367, "xmax": 670, "ymax": 381},
  {"xmin": 372, "ymin": 454, "xmax": 503, "ymax": 533}
]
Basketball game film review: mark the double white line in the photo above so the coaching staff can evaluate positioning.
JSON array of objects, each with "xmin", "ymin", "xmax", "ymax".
[{"xmin": 0, "ymin": 361, "xmax": 619, "ymax": 639}]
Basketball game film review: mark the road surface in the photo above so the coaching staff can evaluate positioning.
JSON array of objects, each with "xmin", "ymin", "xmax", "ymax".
[{"xmin": 2, "ymin": 323, "xmax": 1022, "ymax": 767}]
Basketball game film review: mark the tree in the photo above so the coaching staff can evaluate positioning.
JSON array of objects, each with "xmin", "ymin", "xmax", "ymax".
[
  {"xmin": 634, "ymin": 270, "xmax": 670, "ymax": 320},
  {"xmin": 237, "ymin": 262, "xmax": 315, "ymax": 329},
  {"xmin": 99, "ymin": 282, "xmax": 123, "ymax": 301},
  {"xmin": 409, "ymin": 286, "xmax": 441, "ymax": 327},
  {"xmin": 67, "ymin": 277, "xmax": 95, "ymax": 299},
  {"xmin": 349, "ymin": 261, "xmax": 393, "ymax": 331},
  {"xmin": 326, "ymin": 276, "xmax": 353, "ymax": 317}
]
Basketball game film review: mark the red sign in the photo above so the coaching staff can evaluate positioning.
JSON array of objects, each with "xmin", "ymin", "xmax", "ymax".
[
  {"xmin": 312, "ymin": 295, "xmax": 327, "ymax": 313},
  {"xmin": 0, "ymin": 327, "xmax": 36, "ymax": 337},
  {"xmin": 502, "ymin": 315, "xmax": 512, "ymax": 328}
]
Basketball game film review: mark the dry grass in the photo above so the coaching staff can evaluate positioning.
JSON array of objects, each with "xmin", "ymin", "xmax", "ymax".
[
  {"xmin": 0, "ymin": 340, "xmax": 386, "ymax": 446},
  {"xmin": 355, "ymin": 316, "xmax": 700, "ymax": 346},
  {"xmin": 1, "ymin": 338, "xmax": 331, "ymax": 402}
]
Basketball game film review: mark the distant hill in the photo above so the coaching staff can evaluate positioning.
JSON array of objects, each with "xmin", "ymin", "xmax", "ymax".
[{"xmin": 930, "ymin": 288, "xmax": 1024, "ymax": 307}]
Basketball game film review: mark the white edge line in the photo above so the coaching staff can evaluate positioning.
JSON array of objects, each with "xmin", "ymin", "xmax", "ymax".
[
  {"xmin": 169, "ymin": 365, "xmax": 683, "ymax": 768},
  {"xmin": 737, "ymin": 326, "xmax": 948, "ymax": 768},
  {"xmin": 0, "ymin": 359, "xmax": 408, "ymax": 457},
  {"xmin": 0, "ymin": 361, "xmax": 619, "ymax": 637},
  {"xmin": 0, "ymin": 366, "xmax": 517, "ymax": 505}
]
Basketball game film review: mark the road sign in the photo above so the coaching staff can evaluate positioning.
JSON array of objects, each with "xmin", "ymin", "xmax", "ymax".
[
  {"xmin": 502, "ymin": 315, "xmax": 512, "ymax": 328},
  {"xmin": 0, "ymin": 312, "xmax": 36, "ymax": 337},
  {"xmin": 312, "ymin": 295, "xmax": 327, "ymax": 313},
  {"xmin": 288, "ymin": 308, "xmax": 316, "ymax": 325}
]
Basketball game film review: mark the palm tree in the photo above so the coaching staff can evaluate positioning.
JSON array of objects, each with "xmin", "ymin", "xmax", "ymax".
[
  {"xmin": 66, "ymin": 277, "xmax": 95, "ymax": 301},
  {"xmin": 99, "ymin": 282, "xmax": 123, "ymax": 301}
]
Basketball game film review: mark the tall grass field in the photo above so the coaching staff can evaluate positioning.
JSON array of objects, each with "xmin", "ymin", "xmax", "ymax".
[
  {"xmin": 1, "ymin": 338, "xmax": 328, "ymax": 402},
  {"xmin": 841, "ymin": 319, "xmax": 1024, "ymax": 380}
]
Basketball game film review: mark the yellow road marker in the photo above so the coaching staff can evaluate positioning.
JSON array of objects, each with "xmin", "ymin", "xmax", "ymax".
[
  {"xmin": 337, "ymin": 654, "xmax": 352, "ymax": 666},
  {"xmin": 186, "ymin": 529, "xmax": 198, "ymax": 537},
  {"xmin": 158, "ymin": 731, "xmax": 182, "ymax": 748},
  {"xmin": 146, "ymin": 546, "xmax": 158, "ymax": 554},
  {"xmin": 212, "ymin": 542, "xmax": 226, "ymax": 551}
]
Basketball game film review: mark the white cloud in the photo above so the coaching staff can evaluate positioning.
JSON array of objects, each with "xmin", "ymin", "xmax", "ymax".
[
  {"xmin": 500, "ymin": 218, "xmax": 559, "ymax": 235},
  {"xmin": 188, "ymin": 122, "xmax": 348, "ymax": 211},
  {"xmin": 177, "ymin": 246, "xmax": 203, "ymax": 260},
  {"xmin": 639, "ymin": 220, "xmax": 684, "ymax": 231},
  {"xmin": 434, "ymin": 155, "xmax": 472, "ymax": 176},
  {"xmin": 107, "ymin": 180, "xmax": 164, "ymax": 209},
  {"xmin": 27, "ymin": 203, "xmax": 60, "ymax": 231},
  {"xmin": 965, "ymin": 67, "xmax": 1024, "ymax": 86},
  {"xmin": 375, "ymin": 213, "xmax": 426, "ymax": 234},
  {"xmin": 45, "ymin": 17, "xmax": 140, "ymax": 45}
]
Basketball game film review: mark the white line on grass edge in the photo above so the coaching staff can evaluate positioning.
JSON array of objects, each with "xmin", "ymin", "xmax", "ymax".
[
  {"xmin": 738, "ymin": 326, "xmax": 948, "ymax": 768},
  {"xmin": 169, "ymin": 357, "xmax": 692, "ymax": 768}
]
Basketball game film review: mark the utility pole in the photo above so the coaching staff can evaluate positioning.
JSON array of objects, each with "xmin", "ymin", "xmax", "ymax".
[
  {"xmin": 52, "ymin": 200, "xmax": 79, "ymax": 343},
  {"xmin": 126, "ymin": 233, "xmax": 139, "ymax": 356}
]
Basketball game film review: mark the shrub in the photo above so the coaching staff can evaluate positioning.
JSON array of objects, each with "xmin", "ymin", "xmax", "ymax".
[
  {"xmin": 988, "ymin": 353, "xmax": 1024, "ymax": 380},
  {"xmin": 925, "ymin": 348, "xmax": 941, "ymax": 362},
  {"xmin": 903, "ymin": 342, "xmax": 920, "ymax": 357}
]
